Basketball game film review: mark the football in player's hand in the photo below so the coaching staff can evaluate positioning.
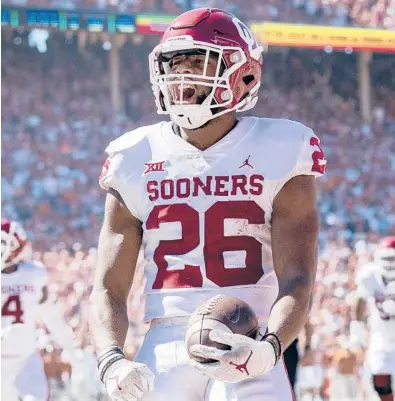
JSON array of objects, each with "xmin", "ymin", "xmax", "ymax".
[{"xmin": 185, "ymin": 294, "xmax": 259, "ymax": 363}]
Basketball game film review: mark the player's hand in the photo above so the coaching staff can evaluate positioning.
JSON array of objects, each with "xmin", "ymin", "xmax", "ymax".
[
  {"xmin": 188, "ymin": 330, "xmax": 276, "ymax": 383},
  {"xmin": 104, "ymin": 358, "xmax": 155, "ymax": 401}
]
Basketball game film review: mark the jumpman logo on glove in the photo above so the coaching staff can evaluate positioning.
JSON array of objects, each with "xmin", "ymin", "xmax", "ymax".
[
  {"xmin": 229, "ymin": 350, "xmax": 253, "ymax": 375},
  {"xmin": 189, "ymin": 330, "xmax": 276, "ymax": 383}
]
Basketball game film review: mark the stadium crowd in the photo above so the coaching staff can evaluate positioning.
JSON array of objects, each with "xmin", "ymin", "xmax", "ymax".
[
  {"xmin": 2, "ymin": 0, "xmax": 395, "ymax": 28},
  {"xmin": 1, "ymin": 30, "xmax": 395, "ymax": 399},
  {"xmin": 2, "ymin": 34, "xmax": 395, "ymax": 250}
]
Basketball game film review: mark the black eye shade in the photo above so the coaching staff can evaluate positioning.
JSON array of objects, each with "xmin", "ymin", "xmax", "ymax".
[{"xmin": 158, "ymin": 49, "xmax": 207, "ymax": 63}]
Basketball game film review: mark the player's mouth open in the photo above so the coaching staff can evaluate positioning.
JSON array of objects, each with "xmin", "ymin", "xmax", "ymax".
[{"xmin": 173, "ymin": 86, "xmax": 197, "ymax": 104}]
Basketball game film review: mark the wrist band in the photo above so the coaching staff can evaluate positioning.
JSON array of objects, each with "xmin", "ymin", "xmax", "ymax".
[
  {"xmin": 262, "ymin": 332, "xmax": 283, "ymax": 365},
  {"xmin": 97, "ymin": 346, "xmax": 125, "ymax": 383},
  {"xmin": 99, "ymin": 354, "xmax": 125, "ymax": 383},
  {"xmin": 97, "ymin": 346, "xmax": 124, "ymax": 367}
]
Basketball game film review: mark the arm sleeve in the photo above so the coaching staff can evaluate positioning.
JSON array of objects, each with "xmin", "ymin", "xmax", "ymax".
[
  {"xmin": 98, "ymin": 149, "xmax": 142, "ymax": 220},
  {"xmin": 292, "ymin": 129, "xmax": 327, "ymax": 178},
  {"xmin": 274, "ymin": 128, "xmax": 327, "ymax": 198},
  {"xmin": 99, "ymin": 150, "xmax": 124, "ymax": 193}
]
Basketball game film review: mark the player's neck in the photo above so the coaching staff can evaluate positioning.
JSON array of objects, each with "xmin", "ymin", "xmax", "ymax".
[
  {"xmin": 2, "ymin": 264, "xmax": 19, "ymax": 274},
  {"xmin": 178, "ymin": 113, "xmax": 238, "ymax": 151}
]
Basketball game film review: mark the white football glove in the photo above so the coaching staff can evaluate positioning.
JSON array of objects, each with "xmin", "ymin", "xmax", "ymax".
[
  {"xmin": 104, "ymin": 359, "xmax": 155, "ymax": 401},
  {"xmin": 189, "ymin": 330, "xmax": 276, "ymax": 383}
]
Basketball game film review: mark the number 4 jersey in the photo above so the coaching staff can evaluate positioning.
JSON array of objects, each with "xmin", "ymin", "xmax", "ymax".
[
  {"xmin": 99, "ymin": 117, "xmax": 326, "ymax": 323},
  {"xmin": 1, "ymin": 260, "xmax": 47, "ymax": 355}
]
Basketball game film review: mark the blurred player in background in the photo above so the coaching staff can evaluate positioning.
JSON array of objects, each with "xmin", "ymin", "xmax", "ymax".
[
  {"xmin": 351, "ymin": 236, "xmax": 395, "ymax": 401},
  {"xmin": 1, "ymin": 218, "xmax": 80, "ymax": 401},
  {"xmin": 90, "ymin": 7, "xmax": 326, "ymax": 401}
]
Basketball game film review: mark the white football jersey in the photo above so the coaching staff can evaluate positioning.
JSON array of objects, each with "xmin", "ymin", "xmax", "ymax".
[
  {"xmin": 100, "ymin": 117, "xmax": 326, "ymax": 324},
  {"xmin": 1, "ymin": 260, "xmax": 47, "ymax": 353},
  {"xmin": 356, "ymin": 263, "xmax": 395, "ymax": 344}
]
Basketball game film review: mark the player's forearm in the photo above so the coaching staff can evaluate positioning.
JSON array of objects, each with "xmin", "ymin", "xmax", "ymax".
[
  {"xmin": 89, "ymin": 289, "xmax": 129, "ymax": 353},
  {"xmin": 267, "ymin": 274, "xmax": 314, "ymax": 350}
]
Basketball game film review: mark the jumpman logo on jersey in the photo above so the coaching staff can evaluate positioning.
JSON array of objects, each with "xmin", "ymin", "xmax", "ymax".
[
  {"xmin": 229, "ymin": 350, "xmax": 253, "ymax": 375},
  {"xmin": 239, "ymin": 155, "xmax": 254, "ymax": 169}
]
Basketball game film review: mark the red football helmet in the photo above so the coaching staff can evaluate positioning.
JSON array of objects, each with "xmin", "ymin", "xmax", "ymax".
[
  {"xmin": 149, "ymin": 8, "xmax": 263, "ymax": 129},
  {"xmin": 374, "ymin": 236, "xmax": 395, "ymax": 280},
  {"xmin": 1, "ymin": 219, "xmax": 27, "ymax": 270}
]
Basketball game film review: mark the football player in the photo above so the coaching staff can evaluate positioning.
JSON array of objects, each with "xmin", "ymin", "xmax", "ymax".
[
  {"xmin": 1, "ymin": 218, "xmax": 80, "ymax": 401},
  {"xmin": 90, "ymin": 8, "xmax": 326, "ymax": 401},
  {"xmin": 351, "ymin": 236, "xmax": 395, "ymax": 401}
]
